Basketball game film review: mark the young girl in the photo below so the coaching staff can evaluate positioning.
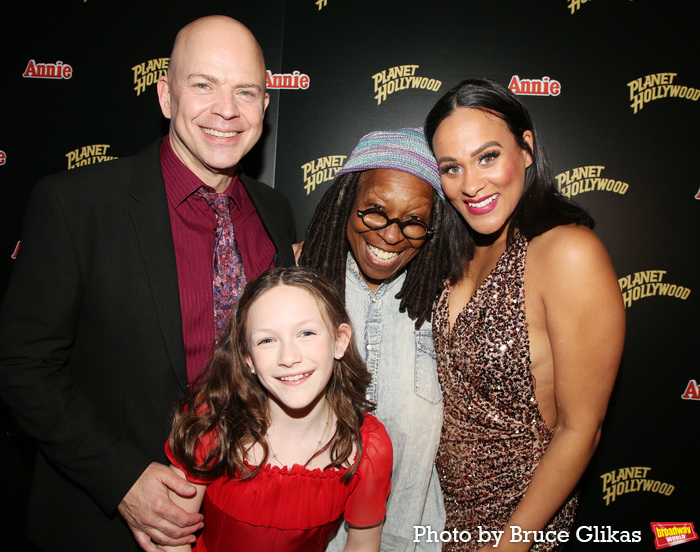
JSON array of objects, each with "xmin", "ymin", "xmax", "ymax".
[{"xmin": 164, "ymin": 266, "xmax": 392, "ymax": 552}]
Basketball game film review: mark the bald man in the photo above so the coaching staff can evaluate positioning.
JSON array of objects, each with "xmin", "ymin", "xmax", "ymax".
[{"xmin": 0, "ymin": 16, "xmax": 295, "ymax": 552}]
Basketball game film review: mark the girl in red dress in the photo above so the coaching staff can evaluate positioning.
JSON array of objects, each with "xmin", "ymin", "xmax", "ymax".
[{"xmin": 164, "ymin": 266, "xmax": 392, "ymax": 552}]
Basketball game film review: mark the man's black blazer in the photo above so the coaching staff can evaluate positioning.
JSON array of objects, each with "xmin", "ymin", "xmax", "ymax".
[{"xmin": 0, "ymin": 140, "xmax": 296, "ymax": 551}]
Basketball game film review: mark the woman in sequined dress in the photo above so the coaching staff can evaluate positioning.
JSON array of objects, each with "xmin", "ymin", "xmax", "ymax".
[{"xmin": 423, "ymin": 79, "xmax": 625, "ymax": 551}]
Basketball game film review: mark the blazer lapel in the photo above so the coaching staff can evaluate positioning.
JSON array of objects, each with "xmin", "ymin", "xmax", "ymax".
[{"xmin": 127, "ymin": 141, "xmax": 188, "ymax": 390}]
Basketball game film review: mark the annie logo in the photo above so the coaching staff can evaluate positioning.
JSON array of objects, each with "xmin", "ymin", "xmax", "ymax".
[
  {"xmin": 22, "ymin": 60, "xmax": 73, "ymax": 80},
  {"xmin": 0, "ymin": 150, "xmax": 6, "ymax": 166},
  {"xmin": 681, "ymin": 380, "xmax": 699, "ymax": 401},
  {"xmin": 650, "ymin": 523, "xmax": 698, "ymax": 549},
  {"xmin": 266, "ymin": 70, "xmax": 310, "ymax": 90},
  {"xmin": 508, "ymin": 75, "xmax": 560, "ymax": 97}
]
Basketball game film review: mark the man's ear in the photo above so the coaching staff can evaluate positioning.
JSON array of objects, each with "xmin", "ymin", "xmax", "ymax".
[{"xmin": 157, "ymin": 76, "xmax": 172, "ymax": 119}]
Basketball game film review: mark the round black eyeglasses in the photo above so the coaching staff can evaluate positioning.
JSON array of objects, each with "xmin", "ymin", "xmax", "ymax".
[{"xmin": 356, "ymin": 208, "xmax": 433, "ymax": 240}]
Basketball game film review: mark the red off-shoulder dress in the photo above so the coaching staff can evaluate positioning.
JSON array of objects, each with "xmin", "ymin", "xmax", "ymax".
[{"xmin": 166, "ymin": 414, "xmax": 392, "ymax": 552}]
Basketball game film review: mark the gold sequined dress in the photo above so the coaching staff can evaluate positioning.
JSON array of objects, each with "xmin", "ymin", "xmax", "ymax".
[{"xmin": 433, "ymin": 234, "xmax": 577, "ymax": 551}]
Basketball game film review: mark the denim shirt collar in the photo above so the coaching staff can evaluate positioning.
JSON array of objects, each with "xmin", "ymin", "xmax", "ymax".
[{"xmin": 345, "ymin": 252, "xmax": 406, "ymax": 300}]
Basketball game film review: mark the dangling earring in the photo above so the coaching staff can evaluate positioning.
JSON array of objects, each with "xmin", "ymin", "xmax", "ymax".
[{"xmin": 251, "ymin": 367, "xmax": 256, "ymax": 374}]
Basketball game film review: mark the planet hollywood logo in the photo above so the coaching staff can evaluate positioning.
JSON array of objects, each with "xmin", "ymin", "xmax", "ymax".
[
  {"xmin": 627, "ymin": 72, "xmax": 699, "ymax": 114},
  {"xmin": 132, "ymin": 58, "xmax": 169, "ymax": 96},
  {"xmin": 300, "ymin": 155, "xmax": 347, "ymax": 195},
  {"xmin": 601, "ymin": 466, "xmax": 674, "ymax": 506},
  {"xmin": 568, "ymin": 0, "xmax": 591, "ymax": 15},
  {"xmin": 372, "ymin": 65, "xmax": 442, "ymax": 106},
  {"xmin": 618, "ymin": 269, "xmax": 691, "ymax": 309},
  {"xmin": 65, "ymin": 144, "xmax": 117, "ymax": 170},
  {"xmin": 22, "ymin": 59, "xmax": 73, "ymax": 80},
  {"xmin": 556, "ymin": 165, "xmax": 629, "ymax": 198}
]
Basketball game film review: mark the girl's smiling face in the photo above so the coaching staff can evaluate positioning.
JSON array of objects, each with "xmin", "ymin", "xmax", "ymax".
[{"xmin": 244, "ymin": 284, "xmax": 350, "ymax": 416}]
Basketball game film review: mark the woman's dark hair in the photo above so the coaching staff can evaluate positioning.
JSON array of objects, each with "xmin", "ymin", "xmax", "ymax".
[
  {"xmin": 168, "ymin": 266, "xmax": 373, "ymax": 483},
  {"xmin": 425, "ymin": 78, "xmax": 593, "ymax": 260},
  {"xmin": 298, "ymin": 171, "xmax": 467, "ymax": 328}
]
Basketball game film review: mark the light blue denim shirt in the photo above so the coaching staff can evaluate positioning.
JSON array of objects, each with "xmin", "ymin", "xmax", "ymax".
[{"xmin": 327, "ymin": 254, "xmax": 445, "ymax": 552}]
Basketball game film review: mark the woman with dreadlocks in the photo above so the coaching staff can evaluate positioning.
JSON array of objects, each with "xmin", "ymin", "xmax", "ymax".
[{"xmin": 299, "ymin": 127, "xmax": 469, "ymax": 552}]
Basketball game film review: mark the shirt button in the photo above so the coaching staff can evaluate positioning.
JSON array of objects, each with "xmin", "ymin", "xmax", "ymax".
[
  {"xmin": 366, "ymin": 394, "xmax": 371, "ymax": 400},
  {"xmin": 366, "ymin": 344, "xmax": 372, "ymax": 350}
]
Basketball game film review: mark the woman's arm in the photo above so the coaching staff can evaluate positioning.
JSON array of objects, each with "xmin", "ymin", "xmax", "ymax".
[
  {"xmin": 489, "ymin": 225, "xmax": 625, "ymax": 552},
  {"xmin": 159, "ymin": 465, "xmax": 208, "ymax": 552},
  {"xmin": 344, "ymin": 522, "xmax": 383, "ymax": 552}
]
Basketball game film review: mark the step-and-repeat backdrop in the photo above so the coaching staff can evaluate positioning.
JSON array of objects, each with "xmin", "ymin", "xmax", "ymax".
[{"xmin": 1, "ymin": 1, "xmax": 697, "ymax": 550}]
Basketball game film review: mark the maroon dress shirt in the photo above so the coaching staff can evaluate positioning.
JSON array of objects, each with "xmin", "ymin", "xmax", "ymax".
[{"xmin": 160, "ymin": 138, "xmax": 276, "ymax": 384}]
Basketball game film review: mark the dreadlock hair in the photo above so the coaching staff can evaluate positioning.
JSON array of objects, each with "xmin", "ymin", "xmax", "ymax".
[
  {"xmin": 298, "ymin": 171, "xmax": 467, "ymax": 329},
  {"xmin": 168, "ymin": 266, "xmax": 373, "ymax": 484}
]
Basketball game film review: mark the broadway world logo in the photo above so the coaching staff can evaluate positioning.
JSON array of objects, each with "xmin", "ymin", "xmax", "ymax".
[{"xmin": 650, "ymin": 523, "xmax": 698, "ymax": 549}]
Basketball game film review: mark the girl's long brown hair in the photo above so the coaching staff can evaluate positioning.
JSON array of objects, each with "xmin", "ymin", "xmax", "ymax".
[{"xmin": 168, "ymin": 266, "xmax": 373, "ymax": 483}]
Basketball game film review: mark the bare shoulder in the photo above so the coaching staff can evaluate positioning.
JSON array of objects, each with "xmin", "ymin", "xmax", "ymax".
[
  {"xmin": 530, "ymin": 224, "xmax": 606, "ymax": 260},
  {"xmin": 528, "ymin": 224, "xmax": 615, "ymax": 283},
  {"xmin": 526, "ymin": 224, "xmax": 622, "ymax": 316}
]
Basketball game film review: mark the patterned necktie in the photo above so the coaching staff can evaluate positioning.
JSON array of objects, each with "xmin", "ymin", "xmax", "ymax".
[{"xmin": 196, "ymin": 186, "xmax": 247, "ymax": 341}]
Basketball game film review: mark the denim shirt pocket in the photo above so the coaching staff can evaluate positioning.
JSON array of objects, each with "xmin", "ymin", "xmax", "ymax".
[{"xmin": 414, "ymin": 327, "xmax": 442, "ymax": 405}]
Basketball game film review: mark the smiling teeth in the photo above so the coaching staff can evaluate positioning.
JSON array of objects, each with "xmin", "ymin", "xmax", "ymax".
[
  {"xmin": 204, "ymin": 129, "xmax": 238, "ymax": 138},
  {"xmin": 469, "ymin": 194, "xmax": 499, "ymax": 208},
  {"xmin": 279, "ymin": 371, "xmax": 312, "ymax": 382},
  {"xmin": 367, "ymin": 244, "xmax": 399, "ymax": 262}
]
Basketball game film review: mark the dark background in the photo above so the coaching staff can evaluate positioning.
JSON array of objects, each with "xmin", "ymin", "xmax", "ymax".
[{"xmin": 1, "ymin": 1, "xmax": 697, "ymax": 550}]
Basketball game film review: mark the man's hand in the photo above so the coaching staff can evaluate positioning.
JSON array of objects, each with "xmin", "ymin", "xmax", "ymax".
[{"xmin": 118, "ymin": 462, "xmax": 204, "ymax": 552}]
